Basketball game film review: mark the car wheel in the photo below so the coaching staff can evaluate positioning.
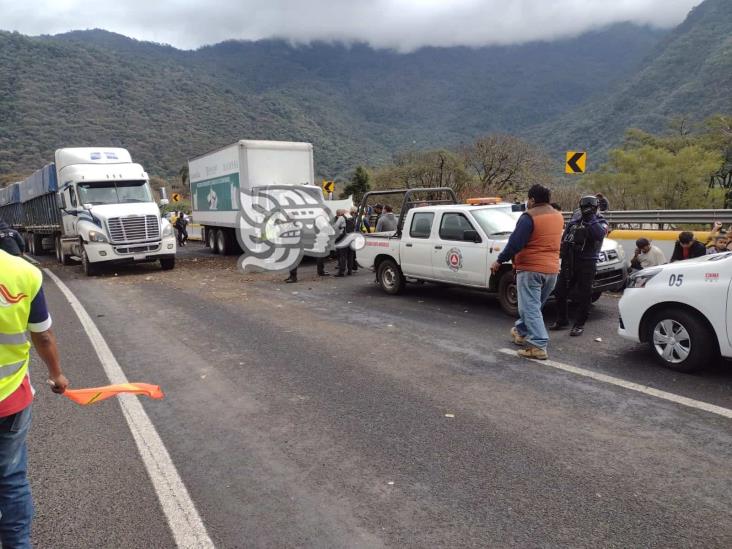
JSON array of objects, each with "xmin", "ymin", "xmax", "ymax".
[
  {"xmin": 377, "ymin": 259, "xmax": 404, "ymax": 295},
  {"xmin": 647, "ymin": 309, "xmax": 715, "ymax": 373},
  {"xmin": 498, "ymin": 270, "xmax": 519, "ymax": 317}
]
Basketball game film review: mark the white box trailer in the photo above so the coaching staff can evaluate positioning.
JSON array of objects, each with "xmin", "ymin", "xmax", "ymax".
[{"xmin": 189, "ymin": 140, "xmax": 351, "ymax": 254}]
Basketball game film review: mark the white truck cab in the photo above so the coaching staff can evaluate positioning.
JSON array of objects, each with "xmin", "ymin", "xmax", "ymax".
[
  {"xmin": 56, "ymin": 148, "xmax": 176, "ymax": 274},
  {"xmin": 357, "ymin": 188, "xmax": 627, "ymax": 316}
]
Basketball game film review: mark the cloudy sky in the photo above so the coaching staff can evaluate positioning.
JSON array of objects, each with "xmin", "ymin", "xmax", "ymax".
[{"xmin": 0, "ymin": 0, "xmax": 703, "ymax": 51}]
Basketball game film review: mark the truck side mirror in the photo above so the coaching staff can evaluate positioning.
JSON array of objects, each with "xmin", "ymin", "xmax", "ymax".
[{"xmin": 463, "ymin": 229, "xmax": 481, "ymax": 243}]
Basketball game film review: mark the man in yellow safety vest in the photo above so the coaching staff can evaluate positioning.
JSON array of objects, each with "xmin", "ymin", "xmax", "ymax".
[{"xmin": 0, "ymin": 249, "xmax": 68, "ymax": 547}]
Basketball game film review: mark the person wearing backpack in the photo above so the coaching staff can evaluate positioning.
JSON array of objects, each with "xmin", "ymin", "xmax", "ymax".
[{"xmin": 174, "ymin": 212, "xmax": 188, "ymax": 247}]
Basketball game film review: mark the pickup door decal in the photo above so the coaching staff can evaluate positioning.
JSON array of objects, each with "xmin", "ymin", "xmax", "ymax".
[{"xmin": 446, "ymin": 248, "xmax": 463, "ymax": 271}]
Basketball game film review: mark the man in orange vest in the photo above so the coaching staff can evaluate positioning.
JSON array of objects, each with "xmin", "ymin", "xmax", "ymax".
[
  {"xmin": 491, "ymin": 184, "xmax": 564, "ymax": 360},
  {"xmin": 0, "ymin": 250, "xmax": 69, "ymax": 546}
]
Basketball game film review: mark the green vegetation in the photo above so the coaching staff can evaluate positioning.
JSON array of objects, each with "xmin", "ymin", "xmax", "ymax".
[{"xmin": 588, "ymin": 116, "xmax": 732, "ymax": 209}]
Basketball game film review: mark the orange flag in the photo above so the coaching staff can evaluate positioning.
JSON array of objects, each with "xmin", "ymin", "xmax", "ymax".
[{"xmin": 61, "ymin": 383, "xmax": 165, "ymax": 405}]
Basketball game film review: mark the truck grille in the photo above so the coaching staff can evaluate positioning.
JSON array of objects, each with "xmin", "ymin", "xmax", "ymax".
[
  {"xmin": 597, "ymin": 250, "xmax": 619, "ymax": 263},
  {"xmin": 107, "ymin": 215, "xmax": 160, "ymax": 244}
]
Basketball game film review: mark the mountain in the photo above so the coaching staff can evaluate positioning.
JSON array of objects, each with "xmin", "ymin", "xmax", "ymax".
[
  {"xmin": 532, "ymin": 0, "xmax": 732, "ymax": 161},
  {"xmin": 0, "ymin": 23, "xmax": 664, "ymax": 180}
]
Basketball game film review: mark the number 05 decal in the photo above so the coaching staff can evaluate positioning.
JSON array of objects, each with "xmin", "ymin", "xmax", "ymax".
[{"xmin": 669, "ymin": 274, "xmax": 684, "ymax": 287}]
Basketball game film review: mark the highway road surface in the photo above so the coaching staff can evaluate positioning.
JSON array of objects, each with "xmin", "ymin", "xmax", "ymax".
[{"xmin": 25, "ymin": 243, "xmax": 732, "ymax": 548}]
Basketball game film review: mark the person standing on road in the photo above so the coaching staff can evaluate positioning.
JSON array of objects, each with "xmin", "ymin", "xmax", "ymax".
[
  {"xmin": 0, "ymin": 218, "xmax": 24, "ymax": 256},
  {"xmin": 491, "ymin": 184, "xmax": 564, "ymax": 360},
  {"xmin": 333, "ymin": 209, "xmax": 348, "ymax": 277},
  {"xmin": 174, "ymin": 212, "xmax": 188, "ymax": 247},
  {"xmin": 346, "ymin": 208, "xmax": 358, "ymax": 274},
  {"xmin": 0, "ymin": 249, "xmax": 69, "ymax": 547},
  {"xmin": 549, "ymin": 196, "xmax": 608, "ymax": 337}
]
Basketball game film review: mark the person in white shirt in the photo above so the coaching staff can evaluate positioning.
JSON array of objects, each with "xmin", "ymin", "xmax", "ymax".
[{"xmin": 630, "ymin": 238, "xmax": 666, "ymax": 271}]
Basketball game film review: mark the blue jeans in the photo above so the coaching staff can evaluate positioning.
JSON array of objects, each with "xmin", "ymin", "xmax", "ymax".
[
  {"xmin": 0, "ymin": 405, "xmax": 33, "ymax": 549},
  {"xmin": 514, "ymin": 271, "xmax": 558, "ymax": 351}
]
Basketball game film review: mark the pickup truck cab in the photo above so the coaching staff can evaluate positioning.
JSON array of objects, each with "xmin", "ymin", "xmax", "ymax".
[{"xmin": 357, "ymin": 188, "xmax": 627, "ymax": 316}]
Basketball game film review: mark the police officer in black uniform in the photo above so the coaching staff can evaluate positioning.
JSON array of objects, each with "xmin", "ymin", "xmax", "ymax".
[
  {"xmin": 549, "ymin": 196, "xmax": 608, "ymax": 336},
  {"xmin": 0, "ymin": 218, "xmax": 24, "ymax": 256}
]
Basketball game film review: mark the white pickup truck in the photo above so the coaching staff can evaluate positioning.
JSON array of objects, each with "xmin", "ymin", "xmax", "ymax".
[{"xmin": 356, "ymin": 188, "xmax": 628, "ymax": 316}]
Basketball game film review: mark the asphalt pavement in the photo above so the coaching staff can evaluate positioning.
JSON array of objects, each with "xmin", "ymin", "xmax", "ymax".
[{"xmin": 24, "ymin": 243, "xmax": 732, "ymax": 547}]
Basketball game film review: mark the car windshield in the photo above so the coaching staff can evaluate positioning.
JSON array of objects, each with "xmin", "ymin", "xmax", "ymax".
[
  {"xmin": 77, "ymin": 180, "xmax": 152, "ymax": 205},
  {"xmin": 471, "ymin": 207, "xmax": 517, "ymax": 236}
]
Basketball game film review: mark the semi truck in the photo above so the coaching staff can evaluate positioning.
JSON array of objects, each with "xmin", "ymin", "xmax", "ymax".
[
  {"xmin": 189, "ymin": 140, "xmax": 352, "ymax": 255},
  {"xmin": 0, "ymin": 147, "xmax": 176, "ymax": 275}
]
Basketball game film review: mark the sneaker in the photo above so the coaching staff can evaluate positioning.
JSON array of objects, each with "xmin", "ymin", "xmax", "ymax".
[
  {"xmin": 284, "ymin": 277, "xmax": 297, "ymax": 283},
  {"xmin": 570, "ymin": 325, "xmax": 585, "ymax": 337},
  {"xmin": 548, "ymin": 322, "xmax": 569, "ymax": 331},
  {"xmin": 517, "ymin": 347, "xmax": 548, "ymax": 360},
  {"xmin": 510, "ymin": 327, "xmax": 526, "ymax": 346}
]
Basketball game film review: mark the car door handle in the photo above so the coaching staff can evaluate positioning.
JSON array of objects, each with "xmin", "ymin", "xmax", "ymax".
[
  {"xmin": 405, "ymin": 243, "xmax": 413, "ymax": 247},
  {"xmin": 434, "ymin": 245, "xmax": 442, "ymax": 250}
]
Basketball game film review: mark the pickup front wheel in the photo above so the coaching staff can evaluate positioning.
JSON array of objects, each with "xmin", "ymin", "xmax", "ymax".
[
  {"xmin": 377, "ymin": 259, "xmax": 405, "ymax": 295},
  {"xmin": 498, "ymin": 270, "xmax": 519, "ymax": 317}
]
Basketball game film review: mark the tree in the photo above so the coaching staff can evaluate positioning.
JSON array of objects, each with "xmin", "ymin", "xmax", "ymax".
[
  {"xmin": 371, "ymin": 150, "xmax": 472, "ymax": 196},
  {"xmin": 340, "ymin": 166, "xmax": 370, "ymax": 204},
  {"xmin": 461, "ymin": 134, "xmax": 550, "ymax": 195},
  {"xmin": 589, "ymin": 140, "xmax": 724, "ymax": 210},
  {"xmin": 178, "ymin": 165, "xmax": 189, "ymax": 188}
]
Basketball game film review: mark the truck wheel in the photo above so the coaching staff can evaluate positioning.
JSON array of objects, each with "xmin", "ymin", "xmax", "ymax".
[
  {"xmin": 160, "ymin": 257, "xmax": 175, "ymax": 271},
  {"xmin": 217, "ymin": 229, "xmax": 234, "ymax": 255},
  {"xmin": 81, "ymin": 248, "xmax": 99, "ymax": 276},
  {"xmin": 646, "ymin": 308, "xmax": 716, "ymax": 373},
  {"xmin": 498, "ymin": 270, "xmax": 519, "ymax": 317},
  {"xmin": 55, "ymin": 236, "xmax": 71, "ymax": 265},
  {"xmin": 208, "ymin": 229, "xmax": 219, "ymax": 254},
  {"xmin": 377, "ymin": 259, "xmax": 404, "ymax": 295},
  {"xmin": 32, "ymin": 233, "xmax": 44, "ymax": 255}
]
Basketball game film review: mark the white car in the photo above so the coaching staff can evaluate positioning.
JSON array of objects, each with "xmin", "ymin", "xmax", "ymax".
[{"xmin": 618, "ymin": 252, "xmax": 732, "ymax": 372}]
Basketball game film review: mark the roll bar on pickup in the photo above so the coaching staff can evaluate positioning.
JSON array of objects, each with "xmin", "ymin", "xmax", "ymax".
[{"xmin": 356, "ymin": 187, "xmax": 458, "ymax": 237}]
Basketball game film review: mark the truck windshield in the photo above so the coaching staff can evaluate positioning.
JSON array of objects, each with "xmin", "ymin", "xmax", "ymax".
[
  {"xmin": 77, "ymin": 180, "xmax": 153, "ymax": 205},
  {"xmin": 471, "ymin": 208, "xmax": 517, "ymax": 236}
]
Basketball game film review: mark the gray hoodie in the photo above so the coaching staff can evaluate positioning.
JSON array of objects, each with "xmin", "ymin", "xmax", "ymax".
[{"xmin": 376, "ymin": 212, "xmax": 397, "ymax": 232}]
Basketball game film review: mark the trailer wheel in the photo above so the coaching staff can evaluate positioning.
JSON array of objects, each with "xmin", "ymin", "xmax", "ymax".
[
  {"xmin": 498, "ymin": 270, "xmax": 519, "ymax": 317},
  {"xmin": 208, "ymin": 228, "xmax": 219, "ymax": 254},
  {"xmin": 81, "ymin": 248, "xmax": 99, "ymax": 276},
  {"xmin": 217, "ymin": 229, "xmax": 234, "ymax": 255},
  {"xmin": 32, "ymin": 233, "xmax": 44, "ymax": 256}
]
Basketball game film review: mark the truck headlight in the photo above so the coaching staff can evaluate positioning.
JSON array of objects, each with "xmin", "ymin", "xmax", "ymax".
[
  {"xmin": 626, "ymin": 267, "xmax": 661, "ymax": 288},
  {"xmin": 88, "ymin": 230, "xmax": 108, "ymax": 243},
  {"xmin": 616, "ymin": 244, "xmax": 626, "ymax": 262},
  {"xmin": 161, "ymin": 222, "xmax": 174, "ymax": 238}
]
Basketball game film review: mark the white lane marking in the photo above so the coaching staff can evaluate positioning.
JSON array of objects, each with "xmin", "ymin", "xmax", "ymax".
[
  {"xmin": 44, "ymin": 268, "xmax": 215, "ymax": 548},
  {"xmin": 498, "ymin": 348, "xmax": 732, "ymax": 420},
  {"xmin": 24, "ymin": 255, "xmax": 40, "ymax": 265}
]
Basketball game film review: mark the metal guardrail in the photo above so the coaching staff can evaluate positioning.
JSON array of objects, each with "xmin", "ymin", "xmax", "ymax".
[{"xmin": 562, "ymin": 209, "xmax": 732, "ymax": 226}]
